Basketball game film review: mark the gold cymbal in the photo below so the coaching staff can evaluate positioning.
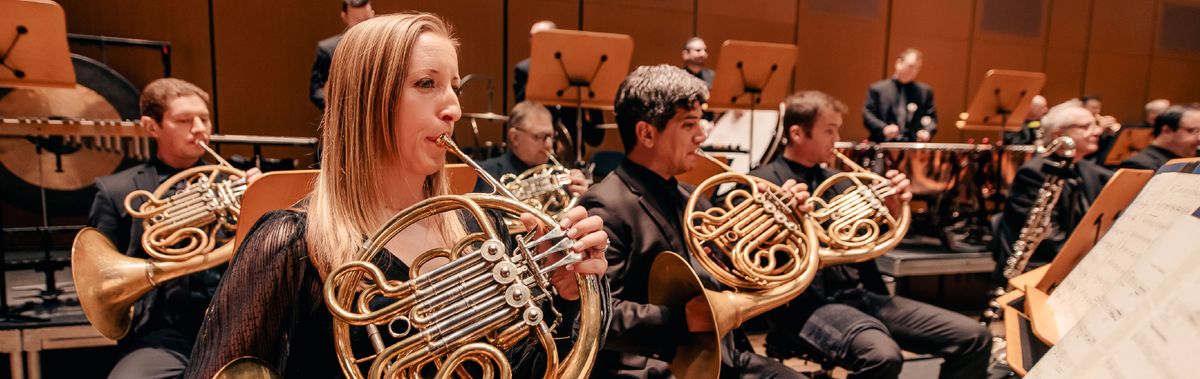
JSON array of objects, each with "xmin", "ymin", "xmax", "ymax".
[{"xmin": 0, "ymin": 85, "xmax": 124, "ymax": 191}]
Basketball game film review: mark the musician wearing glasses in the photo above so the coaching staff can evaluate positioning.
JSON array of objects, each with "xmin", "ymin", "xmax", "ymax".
[
  {"xmin": 756, "ymin": 91, "xmax": 991, "ymax": 379},
  {"xmin": 472, "ymin": 100, "xmax": 588, "ymax": 196},
  {"xmin": 994, "ymin": 102, "xmax": 1112, "ymax": 279},
  {"xmin": 580, "ymin": 64, "xmax": 807, "ymax": 378},
  {"xmin": 184, "ymin": 13, "xmax": 609, "ymax": 378},
  {"xmin": 863, "ymin": 48, "xmax": 938, "ymax": 143},
  {"xmin": 1119, "ymin": 104, "xmax": 1200, "ymax": 170},
  {"xmin": 89, "ymin": 78, "xmax": 260, "ymax": 378}
]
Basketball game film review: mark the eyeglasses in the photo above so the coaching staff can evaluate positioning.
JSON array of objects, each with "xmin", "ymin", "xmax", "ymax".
[{"xmin": 514, "ymin": 127, "xmax": 554, "ymax": 142}]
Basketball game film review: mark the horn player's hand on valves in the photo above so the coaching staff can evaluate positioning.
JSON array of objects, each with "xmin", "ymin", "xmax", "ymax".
[
  {"xmin": 775, "ymin": 179, "xmax": 813, "ymax": 214},
  {"xmin": 883, "ymin": 170, "xmax": 913, "ymax": 215},
  {"xmin": 519, "ymin": 206, "xmax": 609, "ymax": 301}
]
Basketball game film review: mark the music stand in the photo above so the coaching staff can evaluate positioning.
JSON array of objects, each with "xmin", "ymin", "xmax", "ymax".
[
  {"xmin": 526, "ymin": 29, "xmax": 633, "ymax": 165},
  {"xmin": 1102, "ymin": 127, "xmax": 1153, "ymax": 166},
  {"xmin": 0, "ymin": 0, "xmax": 75, "ymax": 88},
  {"xmin": 956, "ymin": 70, "xmax": 1046, "ymax": 135},
  {"xmin": 707, "ymin": 40, "xmax": 797, "ymax": 168}
]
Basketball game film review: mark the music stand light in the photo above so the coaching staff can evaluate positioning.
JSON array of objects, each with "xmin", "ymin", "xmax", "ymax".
[
  {"xmin": 526, "ymin": 29, "xmax": 633, "ymax": 165},
  {"xmin": 707, "ymin": 40, "xmax": 797, "ymax": 169}
]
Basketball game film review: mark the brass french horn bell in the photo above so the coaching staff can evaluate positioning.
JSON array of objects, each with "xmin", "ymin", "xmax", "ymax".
[
  {"xmin": 649, "ymin": 148, "xmax": 911, "ymax": 377},
  {"xmin": 649, "ymin": 150, "xmax": 821, "ymax": 378},
  {"xmin": 497, "ymin": 148, "xmax": 581, "ymax": 231},
  {"xmin": 72, "ymin": 141, "xmax": 248, "ymax": 340},
  {"xmin": 320, "ymin": 135, "xmax": 604, "ymax": 379}
]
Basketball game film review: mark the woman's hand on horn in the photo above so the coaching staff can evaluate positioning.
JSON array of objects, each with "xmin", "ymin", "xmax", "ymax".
[{"xmin": 518, "ymin": 206, "xmax": 608, "ymax": 301}]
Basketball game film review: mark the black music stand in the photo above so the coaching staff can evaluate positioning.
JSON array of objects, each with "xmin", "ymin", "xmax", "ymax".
[
  {"xmin": 707, "ymin": 40, "xmax": 797, "ymax": 169},
  {"xmin": 526, "ymin": 29, "xmax": 633, "ymax": 166},
  {"xmin": 0, "ymin": 0, "xmax": 77, "ymax": 321}
]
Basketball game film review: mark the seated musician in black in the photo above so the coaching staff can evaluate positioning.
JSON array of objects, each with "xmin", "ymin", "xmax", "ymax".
[
  {"xmin": 1118, "ymin": 104, "xmax": 1200, "ymax": 171},
  {"xmin": 89, "ymin": 78, "xmax": 259, "ymax": 378},
  {"xmin": 758, "ymin": 90, "xmax": 990, "ymax": 379},
  {"xmin": 580, "ymin": 64, "xmax": 807, "ymax": 378},
  {"xmin": 995, "ymin": 102, "xmax": 1113, "ymax": 277},
  {"xmin": 473, "ymin": 100, "xmax": 588, "ymax": 196}
]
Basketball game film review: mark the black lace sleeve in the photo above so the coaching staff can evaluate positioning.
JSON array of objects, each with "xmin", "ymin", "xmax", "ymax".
[{"xmin": 183, "ymin": 210, "xmax": 314, "ymax": 379}]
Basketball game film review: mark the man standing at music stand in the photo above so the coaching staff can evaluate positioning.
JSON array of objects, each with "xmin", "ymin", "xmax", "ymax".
[
  {"xmin": 863, "ymin": 48, "xmax": 938, "ymax": 143},
  {"xmin": 309, "ymin": 0, "xmax": 374, "ymax": 110}
]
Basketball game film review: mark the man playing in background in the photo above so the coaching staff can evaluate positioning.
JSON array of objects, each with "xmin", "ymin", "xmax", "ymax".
[
  {"xmin": 474, "ymin": 100, "xmax": 588, "ymax": 197},
  {"xmin": 92, "ymin": 78, "xmax": 259, "ymax": 378},
  {"xmin": 309, "ymin": 0, "xmax": 374, "ymax": 110},
  {"xmin": 863, "ymin": 48, "xmax": 938, "ymax": 143},
  {"xmin": 1119, "ymin": 104, "xmax": 1200, "ymax": 170}
]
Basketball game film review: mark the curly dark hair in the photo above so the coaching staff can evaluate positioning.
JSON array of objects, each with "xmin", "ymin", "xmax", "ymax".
[{"xmin": 613, "ymin": 64, "xmax": 708, "ymax": 153}]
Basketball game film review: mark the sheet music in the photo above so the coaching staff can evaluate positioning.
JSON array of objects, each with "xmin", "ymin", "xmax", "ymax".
[
  {"xmin": 1028, "ymin": 214, "xmax": 1200, "ymax": 378},
  {"xmin": 1046, "ymin": 172, "xmax": 1200, "ymax": 334}
]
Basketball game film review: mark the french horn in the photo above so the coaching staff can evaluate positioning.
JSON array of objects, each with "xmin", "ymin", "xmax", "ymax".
[
  {"xmin": 649, "ymin": 148, "xmax": 911, "ymax": 377},
  {"xmin": 497, "ymin": 150, "xmax": 580, "ymax": 231},
  {"xmin": 321, "ymin": 135, "xmax": 604, "ymax": 379},
  {"xmin": 72, "ymin": 141, "xmax": 248, "ymax": 340}
]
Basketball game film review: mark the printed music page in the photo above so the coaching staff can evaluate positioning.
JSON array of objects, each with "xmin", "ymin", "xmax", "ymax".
[
  {"xmin": 1046, "ymin": 172, "xmax": 1200, "ymax": 334},
  {"xmin": 1027, "ymin": 213, "xmax": 1200, "ymax": 378}
]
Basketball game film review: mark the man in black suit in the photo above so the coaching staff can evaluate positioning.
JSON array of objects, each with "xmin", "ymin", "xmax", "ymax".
[
  {"xmin": 90, "ymin": 78, "xmax": 259, "ymax": 378},
  {"xmin": 863, "ymin": 48, "xmax": 937, "ymax": 143},
  {"xmin": 1004, "ymin": 95, "xmax": 1048, "ymax": 146},
  {"xmin": 581, "ymin": 64, "xmax": 806, "ymax": 378},
  {"xmin": 513, "ymin": 20, "xmax": 605, "ymax": 150},
  {"xmin": 1119, "ymin": 104, "xmax": 1200, "ymax": 170},
  {"xmin": 759, "ymin": 90, "xmax": 991, "ymax": 379},
  {"xmin": 473, "ymin": 100, "xmax": 587, "ymax": 196},
  {"xmin": 309, "ymin": 0, "xmax": 374, "ymax": 110},
  {"xmin": 995, "ymin": 102, "xmax": 1112, "ymax": 279},
  {"xmin": 681, "ymin": 36, "xmax": 716, "ymax": 122}
]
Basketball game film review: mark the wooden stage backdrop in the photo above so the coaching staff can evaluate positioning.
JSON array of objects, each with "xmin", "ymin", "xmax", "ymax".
[{"xmin": 55, "ymin": 0, "xmax": 1200, "ymax": 159}]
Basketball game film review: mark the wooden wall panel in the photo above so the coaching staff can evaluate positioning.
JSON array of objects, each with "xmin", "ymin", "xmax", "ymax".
[
  {"xmin": 697, "ymin": 0, "xmax": 797, "ymax": 78},
  {"xmin": 1042, "ymin": 0, "xmax": 1092, "ymax": 106},
  {"xmin": 56, "ymin": 0, "xmax": 213, "ymax": 99},
  {"xmin": 1147, "ymin": 1, "xmax": 1200, "ymax": 107},
  {"xmin": 962, "ymin": 0, "xmax": 1049, "ymax": 142},
  {"xmin": 795, "ymin": 0, "xmax": 888, "ymax": 144},
  {"xmin": 583, "ymin": 0, "xmax": 692, "ymax": 71},
  {"xmin": 1082, "ymin": 0, "xmax": 1157, "ymax": 123},
  {"xmin": 39, "ymin": 0, "xmax": 1200, "ymax": 151},
  {"xmin": 888, "ymin": 0, "xmax": 975, "ymax": 143}
]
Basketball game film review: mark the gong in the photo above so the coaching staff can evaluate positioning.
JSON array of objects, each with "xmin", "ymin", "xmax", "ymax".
[{"xmin": 0, "ymin": 54, "xmax": 140, "ymax": 215}]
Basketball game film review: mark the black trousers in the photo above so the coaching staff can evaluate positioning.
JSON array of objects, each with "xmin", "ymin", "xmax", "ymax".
[
  {"xmin": 108, "ymin": 345, "xmax": 187, "ymax": 379},
  {"xmin": 771, "ymin": 293, "xmax": 991, "ymax": 379}
]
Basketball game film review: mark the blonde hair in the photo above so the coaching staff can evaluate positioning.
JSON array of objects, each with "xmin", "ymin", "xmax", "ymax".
[{"xmin": 307, "ymin": 12, "xmax": 461, "ymax": 276}]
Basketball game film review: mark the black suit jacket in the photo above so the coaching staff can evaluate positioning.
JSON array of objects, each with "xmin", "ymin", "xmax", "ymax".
[
  {"xmin": 863, "ymin": 79, "xmax": 938, "ymax": 143},
  {"xmin": 747, "ymin": 158, "xmax": 889, "ymax": 322},
  {"xmin": 581, "ymin": 160, "xmax": 736, "ymax": 378},
  {"xmin": 309, "ymin": 34, "xmax": 341, "ymax": 110},
  {"xmin": 473, "ymin": 152, "xmax": 534, "ymax": 193},
  {"xmin": 89, "ymin": 160, "xmax": 226, "ymax": 353},
  {"xmin": 1118, "ymin": 144, "xmax": 1178, "ymax": 171},
  {"xmin": 994, "ymin": 157, "xmax": 1112, "ymax": 278}
]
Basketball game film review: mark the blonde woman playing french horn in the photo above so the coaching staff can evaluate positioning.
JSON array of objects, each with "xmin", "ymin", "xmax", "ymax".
[{"xmin": 183, "ymin": 13, "xmax": 609, "ymax": 378}]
